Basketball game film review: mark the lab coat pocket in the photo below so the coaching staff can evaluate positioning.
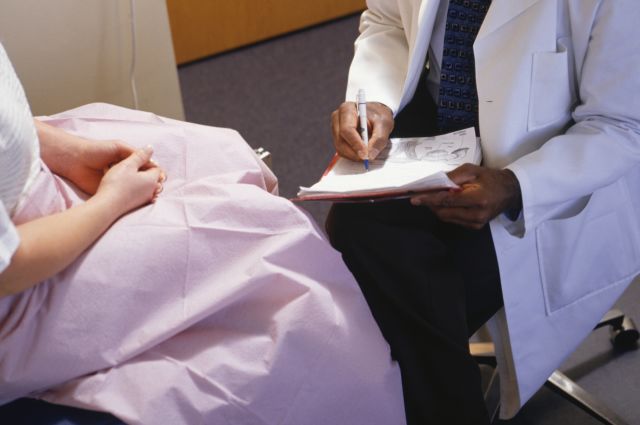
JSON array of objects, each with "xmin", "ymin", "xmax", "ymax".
[
  {"xmin": 536, "ymin": 180, "xmax": 640, "ymax": 315},
  {"xmin": 528, "ymin": 40, "xmax": 572, "ymax": 131}
]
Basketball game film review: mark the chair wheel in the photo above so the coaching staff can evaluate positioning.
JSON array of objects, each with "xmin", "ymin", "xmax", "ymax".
[{"xmin": 610, "ymin": 316, "xmax": 639, "ymax": 350}]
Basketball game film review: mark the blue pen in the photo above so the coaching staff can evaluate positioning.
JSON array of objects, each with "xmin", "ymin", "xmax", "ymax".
[{"xmin": 357, "ymin": 89, "xmax": 370, "ymax": 171}]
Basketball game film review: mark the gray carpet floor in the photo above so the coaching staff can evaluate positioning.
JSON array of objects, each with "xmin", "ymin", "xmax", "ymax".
[{"xmin": 178, "ymin": 14, "xmax": 640, "ymax": 425}]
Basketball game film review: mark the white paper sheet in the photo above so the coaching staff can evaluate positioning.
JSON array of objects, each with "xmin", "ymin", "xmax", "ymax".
[{"xmin": 298, "ymin": 128, "xmax": 480, "ymax": 198}]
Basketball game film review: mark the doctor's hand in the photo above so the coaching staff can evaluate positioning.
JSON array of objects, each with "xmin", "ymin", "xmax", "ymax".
[
  {"xmin": 410, "ymin": 164, "xmax": 522, "ymax": 230},
  {"xmin": 331, "ymin": 101, "xmax": 394, "ymax": 162}
]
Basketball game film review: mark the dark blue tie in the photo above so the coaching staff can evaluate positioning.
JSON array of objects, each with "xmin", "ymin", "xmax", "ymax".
[{"xmin": 436, "ymin": 0, "xmax": 491, "ymax": 133}]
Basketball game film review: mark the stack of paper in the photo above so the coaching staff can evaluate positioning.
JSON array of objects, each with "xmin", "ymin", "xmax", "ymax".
[{"xmin": 295, "ymin": 127, "xmax": 481, "ymax": 202}]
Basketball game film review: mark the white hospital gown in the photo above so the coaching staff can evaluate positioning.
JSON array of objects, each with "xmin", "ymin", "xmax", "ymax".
[{"xmin": 0, "ymin": 44, "xmax": 40, "ymax": 273}]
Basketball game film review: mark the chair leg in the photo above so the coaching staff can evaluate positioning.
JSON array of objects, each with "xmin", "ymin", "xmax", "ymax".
[
  {"xmin": 473, "ymin": 309, "xmax": 637, "ymax": 424},
  {"xmin": 483, "ymin": 367, "xmax": 501, "ymax": 423},
  {"xmin": 545, "ymin": 370, "xmax": 630, "ymax": 425},
  {"xmin": 479, "ymin": 368, "xmax": 631, "ymax": 425}
]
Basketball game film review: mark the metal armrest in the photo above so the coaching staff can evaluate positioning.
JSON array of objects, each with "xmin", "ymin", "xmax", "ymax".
[{"xmin": 254, "ymin": 147, "xmax": 272, "ymax": 169}]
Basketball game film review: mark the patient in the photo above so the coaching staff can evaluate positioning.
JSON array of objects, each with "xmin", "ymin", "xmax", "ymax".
[{"xmin": 0, "ymin": 45, "xmax": 405, "ymax": 424}]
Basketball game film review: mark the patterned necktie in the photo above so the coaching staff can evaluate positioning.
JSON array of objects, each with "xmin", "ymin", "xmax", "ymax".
[{"xmin": 436, "ymin": 0, "xmax": 491, "ymax": 133}]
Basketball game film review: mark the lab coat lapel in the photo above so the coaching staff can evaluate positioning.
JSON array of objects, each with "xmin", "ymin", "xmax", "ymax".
[
  {"xmin": 401, "ymin": 0, "xmax": 545, "ymax": 111},
  {"xmin": 398, "ymin": 0, "xmax": 440, "ymax": 110},
  {"xmin": 477, "ymin": 0, "xmax": 543, "ymax": 42},
  {"xmin": 473, "ymin": 0, "xmax": 557, "ymax": 166}
]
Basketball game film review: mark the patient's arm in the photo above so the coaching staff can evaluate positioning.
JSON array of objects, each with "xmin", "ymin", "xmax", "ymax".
[
  {"xmin": 0, "ymin": 147, "xmax": 163, "ymax": 298},
  {"xmin": 36, "ymin": 119, "xmax": 163, "ymax": 195}
]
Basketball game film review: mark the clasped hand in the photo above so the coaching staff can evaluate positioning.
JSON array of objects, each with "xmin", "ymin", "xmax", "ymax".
[
  {"xmin": 37, "ymin": 120, "xmax": 165, "ymax": 215},
  {"xmin": 95, "ymin": 144, "xmax": 166, "ymax": 213},
  {"xmin": 330, "ymin": 101, "xmax": 521, "ymax": 229}
]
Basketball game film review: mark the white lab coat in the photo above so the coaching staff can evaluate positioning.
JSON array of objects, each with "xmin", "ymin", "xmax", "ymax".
[{"xmin": 346, "ymin": 0, "xmax": 640, "ymax": 418}]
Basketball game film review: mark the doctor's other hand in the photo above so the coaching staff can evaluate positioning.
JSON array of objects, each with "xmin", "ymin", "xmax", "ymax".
[
  {"xmin": 94, "ymin": 146, "xmax": 165, "ymax": 217},
  {"xmin": 410, "ymin": 164, "xmax": 522, "ymax": 230},
  {"xmin": 331, "ymin": 101, "xmax": 394, "ymax": 162}
]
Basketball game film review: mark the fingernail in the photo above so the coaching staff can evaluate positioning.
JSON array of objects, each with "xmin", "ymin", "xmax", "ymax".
[
  {"xmin": 143, "ymin": 145, "xmax": 153, "ymax": 154},
  {"xmin": 369, "ymin": 148, "xmax": 380, "ymax": 159},
  {"xmin": 357, "ymin": 150, "xmax": 367, "ymax": 160}
]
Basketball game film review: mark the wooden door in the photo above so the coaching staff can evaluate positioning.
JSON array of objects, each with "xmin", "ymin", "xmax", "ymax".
[{"xmin": 166, "ymin": 0, "xmax": 366, "ymax": 64}]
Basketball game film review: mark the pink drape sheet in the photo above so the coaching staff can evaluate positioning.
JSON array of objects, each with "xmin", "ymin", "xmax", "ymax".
[{"xmin": 0, "ymin": 104, "xmax": 405, "ymax": 424}]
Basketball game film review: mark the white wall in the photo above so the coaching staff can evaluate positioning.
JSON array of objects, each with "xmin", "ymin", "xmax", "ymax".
[{"xmin": 0, "ymin": 0, "xmax": 185, "ymax": 120}]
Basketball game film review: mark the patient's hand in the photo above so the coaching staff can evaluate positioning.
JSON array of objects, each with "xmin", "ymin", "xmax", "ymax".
[
  {"xmin": 70, "ymin": 139, "xmax": 166, "ymax": 195},
  {"xmin": 69, "ymin": 139, "xmax": 137, "ymax": 194},
  {"xmin": 96, "ymin": 146, "xmax": 164, "ymax": 215},
  {"xmin": 36, "ymin": 119, "xmax": 164, "ymax": 195}
]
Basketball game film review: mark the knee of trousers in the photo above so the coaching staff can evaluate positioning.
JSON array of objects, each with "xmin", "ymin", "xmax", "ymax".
[{"xmin": 325, "ymin": 203, "xmax": 368, "ymax": 251}]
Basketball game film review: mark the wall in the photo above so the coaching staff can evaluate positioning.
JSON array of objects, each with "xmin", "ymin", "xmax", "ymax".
[
  {"xmin": 0, "ymin": 0, "xmax": 185, "ymax": 120},
  {"xmin": 167, "ymin": 0, "xmax": 366, "ymax": 64}
]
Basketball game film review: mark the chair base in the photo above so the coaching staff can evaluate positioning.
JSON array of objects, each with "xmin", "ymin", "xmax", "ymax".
[
  {"xmin": 545, "ymin": 370, "xmax": 630, "ymax": 425},
  {"xmin": 471, "ymin": 308, "xmax": 638, "ymax": 425}
]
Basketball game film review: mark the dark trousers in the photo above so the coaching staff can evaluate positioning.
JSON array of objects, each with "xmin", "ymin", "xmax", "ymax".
[
  {"xmin": 327, "ymin": 202, "xmax": 503, "ymax": 424},
  {"xmin": 326, "ymin": 74, "xmax": 503, "ymax": 424}
]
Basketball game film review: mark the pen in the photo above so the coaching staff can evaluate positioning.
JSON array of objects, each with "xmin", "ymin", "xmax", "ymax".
[{"xmin": 357, "ymin": 89, "xmax": 369, "ymax": 171}]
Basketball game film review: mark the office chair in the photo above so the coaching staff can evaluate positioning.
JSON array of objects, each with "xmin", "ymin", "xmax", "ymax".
[{"xmin": 472, "ymin": 308, "xmax": 639, "ymax": 425}]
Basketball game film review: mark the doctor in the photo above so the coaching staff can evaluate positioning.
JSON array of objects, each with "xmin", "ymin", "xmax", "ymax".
[{"xmin": 328, "ymin": 0, "xmax": 640, "ymax": 424}]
